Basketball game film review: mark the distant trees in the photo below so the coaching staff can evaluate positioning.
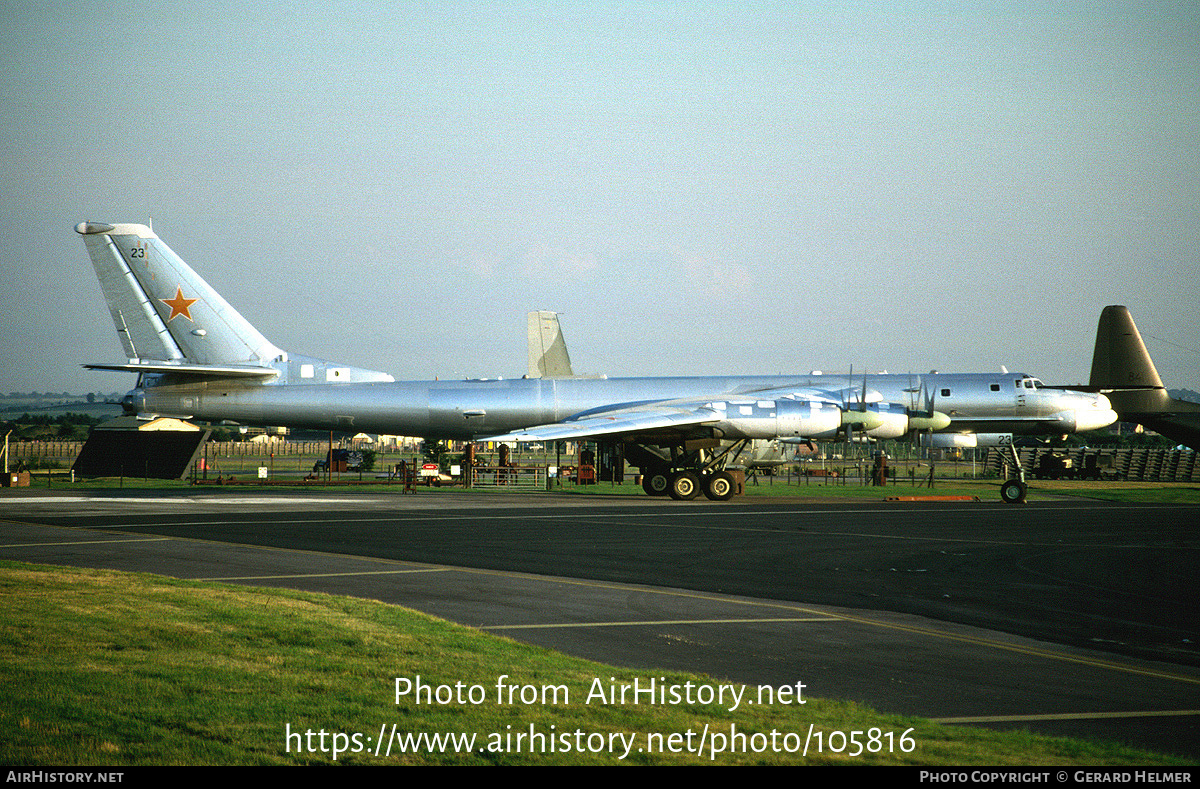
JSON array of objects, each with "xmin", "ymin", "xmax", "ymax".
[
  {"xmin": 422, "ymin": 439, "xmax": 447, "ymax": 463},
  {"xmin": 0, "ymin": 391, "xmax": 121, "ymax": 402},
  {"xmin": 1, "ymin": 413, "xmax": 103, "ymax": 441}
]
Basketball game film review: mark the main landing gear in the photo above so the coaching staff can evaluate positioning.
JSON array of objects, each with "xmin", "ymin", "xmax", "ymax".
[
  {"xmin": 641, "ymin": 468, "xmax": 738, "ymax": 501},
  {"xmin": 630, "ymin": 440, "xmax": 744, "ymax": 501}
]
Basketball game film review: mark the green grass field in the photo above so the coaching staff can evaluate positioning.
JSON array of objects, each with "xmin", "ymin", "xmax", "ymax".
[{"xmin": 17, "ymin": 466, "xmax": 1200, "ymax": 506}]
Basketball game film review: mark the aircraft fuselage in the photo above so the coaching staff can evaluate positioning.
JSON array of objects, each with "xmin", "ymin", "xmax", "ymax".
[{"xmin": 128, "ymin": 370, "xmax": 1112, "ymax": 441}]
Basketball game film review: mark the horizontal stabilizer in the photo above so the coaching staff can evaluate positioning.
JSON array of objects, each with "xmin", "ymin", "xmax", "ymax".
[{"xmin": 83, "ymin": 362, "xmax": 280, "ymax": 378}]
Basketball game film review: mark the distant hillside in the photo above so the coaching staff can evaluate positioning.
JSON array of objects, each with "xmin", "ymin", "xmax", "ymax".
[
  {"xmin": 1, "ymin": 392, "xmax": 124, "ymax": 418},
  {"xmin": 14, "ymin": 401, "xmax": 124, "ymax": 419},
  {"xmin": 1169, "ymin": 388, "xmax": 1200, "ymax": 404}
]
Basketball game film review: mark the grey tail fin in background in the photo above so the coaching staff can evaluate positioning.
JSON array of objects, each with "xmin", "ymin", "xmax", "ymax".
[{"xmin": 527, "ymin": 311, "xmax": 575, "ymax": 378}]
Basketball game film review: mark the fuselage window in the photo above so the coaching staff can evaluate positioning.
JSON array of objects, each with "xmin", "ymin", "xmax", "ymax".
[
  {"xmin": 990, "ymin": 384, "xmax": 1000, "ymax": 392},
  {"xmin": 941, "ymin": 388, "xmax": 951, "ymax": 397}
]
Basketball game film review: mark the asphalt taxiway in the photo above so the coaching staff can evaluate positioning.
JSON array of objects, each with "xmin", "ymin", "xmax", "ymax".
[{"xmin": 2, "ymin": 489, "xmax": 1198, "ymax": 760}]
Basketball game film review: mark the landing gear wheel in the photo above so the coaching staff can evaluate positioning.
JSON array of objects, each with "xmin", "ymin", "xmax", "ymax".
[
  {"xmin": 668, "ymin": 471, "xmax": 701, "ymax": 500},
  {"xmin": 642, "ymin": 469, "xmax": 670, "ymax": 496},
  {"xmin": 703, "ymin": 471, "xmax": 736, "ymax": 501},
  {"xmin": 1000, "ymin": 479, "xmax": 1028, "ymax": 504}
]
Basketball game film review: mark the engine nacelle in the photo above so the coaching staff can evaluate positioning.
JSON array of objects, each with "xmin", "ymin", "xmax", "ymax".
[
  {"xmin": 714, "ymin": 399, "xmax": 844, "ymax": 440},
  {"xmin": 864, "ymin": 402, "xmax": 910, "ymax": 439},
  {"xmin": 853, "ymin": 402, "xmax": 953, "ymax": 439}
]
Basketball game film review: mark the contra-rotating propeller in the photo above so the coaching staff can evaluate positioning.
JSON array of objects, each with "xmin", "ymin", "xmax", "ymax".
[
  {"xmin": 838, "ymin": 366, "xmax": 885, "ymax": 451},
  {"xmin": 904, "ymin": 374, "xmax": 952, "ymax": 448}
]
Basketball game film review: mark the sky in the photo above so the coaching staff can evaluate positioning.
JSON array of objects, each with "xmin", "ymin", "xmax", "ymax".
[{"xmin": 2, "ymin": 1, "xmax": 1198, "ymax": 395}]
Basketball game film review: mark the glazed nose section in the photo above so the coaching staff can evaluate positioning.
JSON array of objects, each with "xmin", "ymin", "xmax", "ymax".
[{"xmin": 1075, "ymin": 393, "xmax": 1118, "ymax": 433}]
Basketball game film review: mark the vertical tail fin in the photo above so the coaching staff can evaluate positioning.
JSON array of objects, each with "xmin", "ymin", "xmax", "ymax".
[
  {"xmin": 79, "ymin": 221, "xmax": 396, "ymax": 383},
  {"xmin": 1088, "ymin": 305, "xmax": 1200, "ymax": 449},
  {"xmin": 76, "ymin": 222, "xmax": 284, "ymax": 367},
  {"xmin": 527, "ymin": 310, "xmax": 575, "ymax": 378},
  {"xmin": 1088, "ymin": 305, "xmax": 1164, "ymax": 390}
]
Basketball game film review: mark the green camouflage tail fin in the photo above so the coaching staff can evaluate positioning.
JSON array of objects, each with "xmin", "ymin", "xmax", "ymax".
[
  {"xmin": 1089, "ymin": 305, "xmax": 1164, "ymax": 391},
  {"xmin": 1089, "ymin": 305, "xmax": 1200, "ymax": 449}
]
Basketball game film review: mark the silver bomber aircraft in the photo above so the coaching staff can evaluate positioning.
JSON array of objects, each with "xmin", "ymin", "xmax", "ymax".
[{"xmin": 77, "ymin": 221, "xmax": 1118, "ymax": 500}]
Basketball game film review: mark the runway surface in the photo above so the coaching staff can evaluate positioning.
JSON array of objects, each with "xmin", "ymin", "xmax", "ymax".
[{"xmin": 2, "ymin": 489, "xmax": 1198, "ymax": 760}]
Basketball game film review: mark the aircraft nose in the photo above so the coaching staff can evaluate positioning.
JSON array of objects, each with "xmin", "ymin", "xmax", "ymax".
[{"xmin": 1076, "ymin": 393, "xmax": 1118, "ymax": 432}]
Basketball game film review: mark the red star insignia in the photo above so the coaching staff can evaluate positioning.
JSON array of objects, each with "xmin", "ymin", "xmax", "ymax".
[{"xmin": 161, "ymin": 287, "xmax": 198, "ymax": 322}]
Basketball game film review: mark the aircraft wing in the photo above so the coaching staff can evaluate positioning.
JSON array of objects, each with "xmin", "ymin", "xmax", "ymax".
[
  {"xmin": 480, "ymin": 401, "xmax": 723, "ymax": 443},
  {"xmin": 479, "ymin": 387, "xmax": 883, "ymax": 444}
]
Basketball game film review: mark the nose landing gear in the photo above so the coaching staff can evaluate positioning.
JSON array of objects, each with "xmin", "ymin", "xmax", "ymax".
[{"xmin": 1001, "ymin": 442, "xmax": 1028, "ymax": 504}]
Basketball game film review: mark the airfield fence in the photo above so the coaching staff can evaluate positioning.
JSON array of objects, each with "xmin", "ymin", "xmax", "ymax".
[
  {"xmin": 11, "ymin": 440, "xmax": 1200, "ymax": 485},
  {"xmin": 469, "ymin": 465, "xmax": 547, "ymax": 491},
  {"xmin": 6, "ymin": 440, "xmax": 420, "ymax": 462},
  {"xmin": 6, "ymin": 440, "xmax": 424, "ymax": 477},
  {"xmin": 6, "ymin": 441, "xmax": 85, "ymax": 461},
  {"xmin": 984, "ymin": 447, "xmax": 1200, "ymax": 482}
]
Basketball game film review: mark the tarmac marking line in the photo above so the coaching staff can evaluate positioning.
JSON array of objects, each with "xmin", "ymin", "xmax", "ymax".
[
  {"xmin": 196, "ymin": 568, "xmax": 453, "ymax": 581},
  {"xmin": 447, "ymin": 566, "xmax": 1200, "ymax": 686},
  {"xmin": 482, "ymin": 616, "xmax": 839, "ymax": 630},
  {"xmin": 824, "ymin": 608, "xmax": 1200, "ymax": 686},
  {"xmin": 0, "ymin": 537, "xmax": 173, "ymax": 547},
  {"xmin": 935, "ymin": 710, "xmax": 1200, "ymax": 724},
  {"xmin": 65, "ymin": 513, "xmax": 1190, "ymax": 551}
]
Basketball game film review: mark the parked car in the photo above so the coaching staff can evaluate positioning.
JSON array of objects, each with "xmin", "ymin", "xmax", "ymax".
[{"xmin": 313, "ymin": 448, "xmax": 363, "ymax": 473}]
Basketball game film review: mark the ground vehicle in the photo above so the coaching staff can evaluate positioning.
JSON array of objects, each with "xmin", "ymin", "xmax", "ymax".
[
  {"xmin": 1033, "ymin": 452, "xmax": 1074, "ymax": 480},
  {"xmin": 312, "ymin": 449, "xmax": 362, "ymax": 473}
]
